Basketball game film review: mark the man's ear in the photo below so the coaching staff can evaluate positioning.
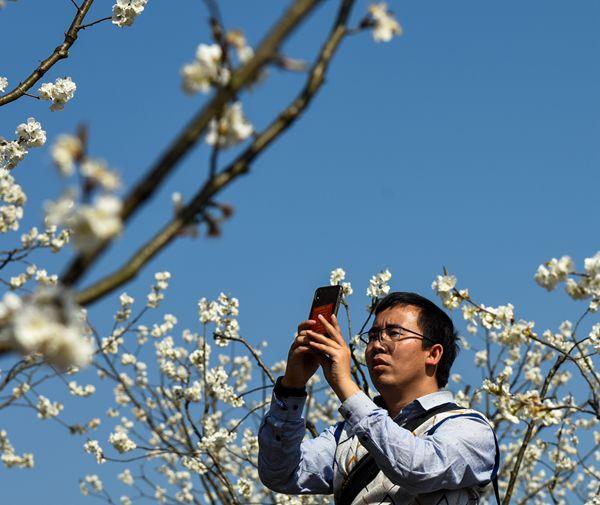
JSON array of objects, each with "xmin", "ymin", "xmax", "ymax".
[{"xmin": 425, "ymin": 343, "xmax": 444, "ymax": 366}]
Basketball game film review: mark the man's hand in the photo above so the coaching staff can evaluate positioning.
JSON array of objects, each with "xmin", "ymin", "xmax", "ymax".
[
  {"xmin": 305, "ymin": 314, "xmax": 360, "ymax": 402},
  {"xmin": 281, "ymin": 320, "xmax": 321, "ymax": 389}
]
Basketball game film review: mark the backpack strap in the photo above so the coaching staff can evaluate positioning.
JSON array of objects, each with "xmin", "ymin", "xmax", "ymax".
[
  {"xmin": 336, "ymin": 402, "xmax": 459, "ymax": 505},
  {"xmin": 426, "ymin": 412, "xmax": 501, "ymax": 505}
]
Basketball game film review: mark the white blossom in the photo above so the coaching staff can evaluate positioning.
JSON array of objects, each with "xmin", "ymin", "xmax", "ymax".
[
  {"xmin": 366, "ymin": 268, "xmax": 392, "ymax": 298},
  {"xmin": 0, "ymin": 168, "xmax": 26, "ymax": 231},
  {"xmin": 534, "ymin": 255, "xmax": 574, "ymax": 291},
  {"xmin": 37, "ymin": 395, "xmax": 63, "ymax": 419},
  {"xmin": 115, "ymin": 293, "xmax": 135, "ymax": 321},
  {"xmin": 181, "ymin": 456, "xmax": 208, "ymax": 474},
  {"xmin": 35, "ymin": 269, "xmax": 58, "ymax": 286},
  {"xmin": 237, "ymin": 477, "xmax": 253, "ymax": 500},
  {"xmin": 474, "ymin": 349, "xmax": 488, "ymax": 367},
  {"xmin": 51, "ymin": 134, "xmax": 83, "ymax": 176},
  {"xmin": 198, "ymin": 427, "xmax": 236, "ymax": 453},
  {"xmin": 0, "ymin": 287, "xmax": 94, "ymax": 368},
  {"xmin": 0, "ymin": 430, "xmax": 34, "ymax": 469},
  {"xmin": 451, "ymin": 373, "xmax": 462, "ymax": 383},
  {"xmin": 226, "ymin": 30, "xmax": 255, "ymax": 64},
  {"xmin": 15, "ymin": 117, "xmax": 46, "ymax": 148},
  {"xmin": 431, "ymin": 274, "xmax": 457, "ymax": 294},
  {"xmin": 184, "ymin": 381, "xmax": 202, "ymax": 402},
  {"xmin": 432, "ymin": 273, "xmax": 466, "ymax": 310},
  {"xmin": 38, "ymin": 77, "xmax": 77, "ymax": 111},
  {"xmin": 118, "ymin": 468, "xmax": 134, "ymax": 485},
  {"xmin": 69, "ymin": 195, "xmax": 123, "ymax": 252},
  {"xmin": 0, "ymin": 140, "xmax": 26, "ymax": 170},
  {"xmin": 368, "ymin": 3, "xmax": 402, "ymax": 42},
  {"xmin": 329, "ymin": 269, "xmax": 352, "ymax": 298},
  {"xmin": 589, "ymin": 323, "xmax": 600, "ymax": 353},
  {"xmin": 0, "ymin": 76, "xmax": 7, "ymax": 93},
  {"xmin": 206, "ymin": 366, "xmax": 243, "ymax": 407},
  {"xmin": 330, "ymin": 267, "xmax": 346, "ymax": 285},
  {"xmin": 181, "ymin": 44, "xmax": 230, "ymax": 94},
  {"xmin": 69, "ymin": 381, "xmax": 96, "ymax": 397},
  {"xmin": 80, "ymin": 474, "xmax": 103, "ymax": 495},
  {"xmin": 12, "ymin": 382, "xmax": 30, "ymax": 399},
  {"xmin": 80, "ymin": 158, "xmax": 121, "ymax": 191},
  {"xmin": 112, "ymin": 0, "xmax": 147, "ymax": 27},
  {"xmin": 121, "ymin": 353, "xmax": 137, "ymax": 366},
  {"xmin": 109, "ymin": 431, "xmax": 137, "ymax": 453},
  {"xmin": 205, "ymin": 102, "xmax": 254, "ymax": 148},
  {"xmin": 198, "ymin": 297, "xmax": 221, "ymax": 324},
  {"xmin": 155, "ymin": 486, "xmax": 167, "ymax": 503}
]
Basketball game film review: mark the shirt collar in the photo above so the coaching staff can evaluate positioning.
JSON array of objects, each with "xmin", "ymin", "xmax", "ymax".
[
  {"xmin": 374, "ymin": 389, "xmax": 455, "ymax": 423},
  {"xmin": 416, "ymin": 389, "xmax": 454, "ymax": 410}
]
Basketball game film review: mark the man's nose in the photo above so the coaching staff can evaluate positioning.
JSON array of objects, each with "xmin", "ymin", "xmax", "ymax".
[{"xmin": 370, "ymin": 336, "xmax": 388, "ymax": 351}]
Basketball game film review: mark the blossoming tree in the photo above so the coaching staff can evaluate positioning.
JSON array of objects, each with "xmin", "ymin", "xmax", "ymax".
[{"xmin": 1, "ymin": 1, "xmax": 599, "ymax": 504}]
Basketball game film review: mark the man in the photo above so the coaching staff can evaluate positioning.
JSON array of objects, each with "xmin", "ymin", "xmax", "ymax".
[{"xmin": 258, "ymin": 292, "xmax": 499, "ymax": 504}]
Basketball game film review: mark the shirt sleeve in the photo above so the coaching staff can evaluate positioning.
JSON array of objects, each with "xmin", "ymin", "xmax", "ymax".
[
  {"xmin": 258, "ymin": 391, "xmax": 338, "ymax": 495},
  {"xmin": 338, "ymin": 391, "xmax": 497, "ymax": 495}
]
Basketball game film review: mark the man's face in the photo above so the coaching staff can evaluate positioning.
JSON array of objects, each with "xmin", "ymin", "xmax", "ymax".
[{"xmin": 365, "ymin": 304, "xmax": 433, "ymax": 391}]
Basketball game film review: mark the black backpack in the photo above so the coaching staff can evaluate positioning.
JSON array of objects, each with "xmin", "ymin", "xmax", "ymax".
[{"xmin": 335, "ymin": 402, "xmax": 501, "ymax": 505}]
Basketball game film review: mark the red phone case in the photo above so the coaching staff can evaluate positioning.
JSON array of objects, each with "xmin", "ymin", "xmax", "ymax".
[{"xmin": 309, "ymin": 286, "xmax": 342, "ymax": 335}]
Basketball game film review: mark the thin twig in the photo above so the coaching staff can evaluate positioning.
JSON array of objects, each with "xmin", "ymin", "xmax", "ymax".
[{"xmin": 78, "ymin": 16, "xmax": 112, "ymax": 30}]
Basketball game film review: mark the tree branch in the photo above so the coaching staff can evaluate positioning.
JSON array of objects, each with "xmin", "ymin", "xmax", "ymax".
[
  {"xmin": 502, "ymin": 352, "xmax": 568, "ymax": 505},
  {"xmin": 0, "ymin": 0, "xmax": 96, "ymax": 107},
  {"xmin": 60, "ymin": 0, "xmax": 325, "ymax": 286},
  {"xmin": 74, "ymin": 0, "xmax": 355, "ymax": 306}
]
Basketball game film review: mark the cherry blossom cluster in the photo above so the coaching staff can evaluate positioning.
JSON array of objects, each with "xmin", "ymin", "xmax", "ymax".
[
  {"xmin": 205, "ymin": 102, "xmax": 254, "ymax": 148},
  {"xmin": 198, "ymin": 292, "xmax": 240, "ymax": 346},
  {"xmin": 535, "ymin": 253, "xmax": 600, "ymax": 311},
  {"xmin": 0, "ymin": 168, "xmax": 26, "ymax": 233},
  {"xmin": 368, "ymin": 3, "xmax": 402, "ymax": 42},
  {"xmin": 0, "ymin": 119, "xmax": 47, "ymax": 233},
  {"xmin": 0, "ymin": 287, "xmax": 94, "ymax": 368},
  {"xmin": 112, "ymin": 0, "xmax": 148, "ymax": 28},
  {"xmin": 1, "ymin": 117, "xmax": 46, "ymax": 170},
  {"xmin": 19, "ymin": 225, "xmax": 71, "ymax": 252},
  {"xmin": 38, "ymin": 77, "xmax": 77, "ymax": 111},
  {"xmin": 0, "ymin": 430, "xmax": 33, "ymax": 469},
  {"xmin": 79, "ymin": 474, "xmax": 103, "ymax": 496},
  {"xmin": 366, "ymin": 268, "xmax": 392, "ymax": 298},
  {"xmin": 329, "ymin": 267, "xmax": 353, "ymax": 296},
  {"xmin": 42, "ymin": 132, "xmax": 123, "ymax": 253}
]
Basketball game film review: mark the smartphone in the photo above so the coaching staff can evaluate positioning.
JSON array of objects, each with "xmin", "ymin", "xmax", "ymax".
[{"xmin": 308, "ymin": 285, "xmax": 343, "ymax": 336}]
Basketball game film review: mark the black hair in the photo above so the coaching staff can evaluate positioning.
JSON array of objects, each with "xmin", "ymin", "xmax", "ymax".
[{"xmin": 374, "ymin": 292, "xmax": 459, "ymax": 388}]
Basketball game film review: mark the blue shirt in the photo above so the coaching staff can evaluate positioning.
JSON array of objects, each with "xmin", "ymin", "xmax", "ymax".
[{"xmin": 258, "ymin": 388, "xmax": 497, "ymax": 500}]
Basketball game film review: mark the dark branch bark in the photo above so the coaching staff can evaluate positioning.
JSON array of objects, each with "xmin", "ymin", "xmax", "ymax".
[
  {"xmin": 74, "ymin": 0, "xmax": 355, "ymax": 306},
  {"xmin": 60, "ymin": 0, "xmax": 325, "ymax": 287}
]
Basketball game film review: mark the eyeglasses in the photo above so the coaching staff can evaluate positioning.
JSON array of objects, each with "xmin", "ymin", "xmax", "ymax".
[{"xmin": 358, "ymin": 324, "xmax": 431, "ymax": 345}]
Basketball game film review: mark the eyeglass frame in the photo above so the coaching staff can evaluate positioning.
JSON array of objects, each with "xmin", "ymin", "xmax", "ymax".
[{"xmin": 358, "ymin": 324, "xmax": 435, "ymax": 346}]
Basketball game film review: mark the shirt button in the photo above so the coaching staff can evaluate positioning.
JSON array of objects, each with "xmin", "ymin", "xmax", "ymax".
[
  {"xmin": 292, "ymin": 405, "xmax": 298, "ymax": 411},
  {"xmin": 275, "ymin": 435, "xmax": 282, "ymax": 441}
]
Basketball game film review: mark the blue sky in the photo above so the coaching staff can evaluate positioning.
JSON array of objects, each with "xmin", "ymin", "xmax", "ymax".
[{"xmin": 1, "ymin": 0, "xmax": 599, "ymax": 502}]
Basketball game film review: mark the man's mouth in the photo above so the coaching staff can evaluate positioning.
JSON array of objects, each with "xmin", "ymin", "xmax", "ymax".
[{"xmin": 372, "ymin": 357, "xmax": 390, "ymax": 367}]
